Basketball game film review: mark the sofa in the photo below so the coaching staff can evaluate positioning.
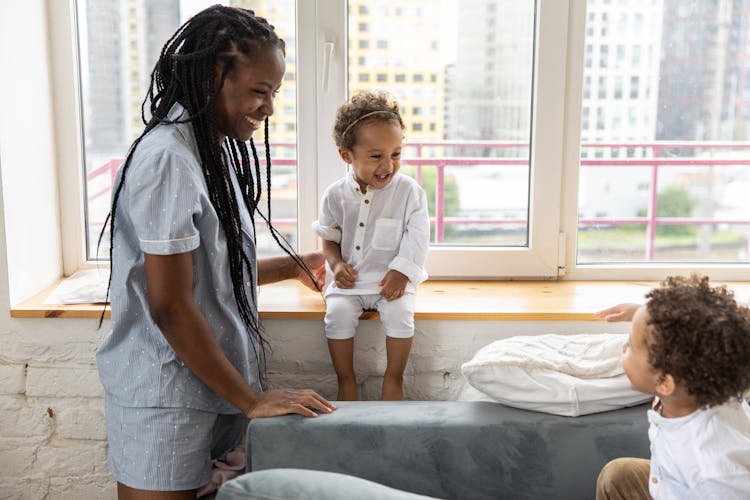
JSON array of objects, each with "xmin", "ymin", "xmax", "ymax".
[{"xmin": 237, "ymin": 400, "xmax": 651, "ymax": 500}]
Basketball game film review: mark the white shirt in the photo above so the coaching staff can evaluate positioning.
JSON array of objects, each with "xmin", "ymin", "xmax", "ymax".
[
  {"xmin": 313, "ymin": 171, "xmax": 429, "ymax": 296},
  {"xmin": 647, "ymin": 399, "xmax": 750, "ymax": 499}
]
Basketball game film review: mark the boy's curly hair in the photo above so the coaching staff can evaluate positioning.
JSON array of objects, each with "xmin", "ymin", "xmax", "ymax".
[
  {"xmin": 333, "ymin": 90, "xmax": 405, "ymax": 150},
  {"xmin": 645, "ymin": 274, "xmax": 750, "ymax": 407}
]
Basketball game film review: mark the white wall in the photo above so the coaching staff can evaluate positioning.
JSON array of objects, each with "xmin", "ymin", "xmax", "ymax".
[{"xmin": 0, "ymin": 0, "xmax": 63, "ymax": 306}]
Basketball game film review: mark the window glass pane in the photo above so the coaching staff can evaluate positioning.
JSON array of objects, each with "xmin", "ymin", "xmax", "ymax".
[
  {"xmin": 78, "ymin": 0, "xmax": 297, "ymax": 260},
  {"xmin": 348, "ymin": 0, "xmax": 535, "ymax": 246},
  {"xmin": 578, "ymin": 0, "xmax": 750, "ymax": 264}
]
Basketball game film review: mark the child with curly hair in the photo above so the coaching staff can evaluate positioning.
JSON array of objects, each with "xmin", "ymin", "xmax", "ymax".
[
  {"xmin": 595, "ymin": 275, "xmax": 750, "ymax": 499},
  {"xmin": 313, "ymin": 91, "xmax": 430, "ymax": 401}
]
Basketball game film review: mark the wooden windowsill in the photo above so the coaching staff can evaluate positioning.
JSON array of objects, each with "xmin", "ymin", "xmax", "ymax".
[{"xmin": 12, "ymin": 279, "xmax": 750, "ymax": 321}]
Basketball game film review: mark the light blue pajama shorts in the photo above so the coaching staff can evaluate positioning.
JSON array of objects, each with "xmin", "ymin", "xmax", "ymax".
[{"xmin": 104, "ymin": 397, "xmax": 247, "ymax": 491}]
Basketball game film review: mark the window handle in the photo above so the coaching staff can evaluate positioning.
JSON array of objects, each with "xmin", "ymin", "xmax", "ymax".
[{"xmin": 321, "ymin": 41, "xmax": 334, "ymax": 92}]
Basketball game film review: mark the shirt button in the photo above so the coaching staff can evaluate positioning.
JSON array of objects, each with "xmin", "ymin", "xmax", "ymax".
[
  {"xmin": 364, "ymin": 199, "xmax": 370, "ymax": 204},
  {"xmin": 651, "ymin": 477, "xmax": 658, "ymax": 484},
  {"xmin": 359, "ymin": 222, "xmax": 365, "ymax": 227},
  {"xmin": 356, "ymin": 246, "xmax": 361, "ymax": 250}
]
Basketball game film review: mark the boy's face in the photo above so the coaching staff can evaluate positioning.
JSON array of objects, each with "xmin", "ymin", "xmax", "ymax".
[
  {"xmin": 622, "ymin": 305, "xmax": 662, "ymax": 395},
  {"xmin": 340, "ymin": 121, "xmax": 403, "ymax": 192}
]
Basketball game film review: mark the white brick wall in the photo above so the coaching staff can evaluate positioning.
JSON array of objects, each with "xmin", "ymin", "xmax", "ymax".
[
  {"xmin": 0, "ymin": 317, "xmax": 116, "ymax": 499},
  {"xmin": 0, "ymin": 316, "xmax": 629, "ymax": 499},
  {"xmin": 0, "ymin": 364, "xmax": 25, "ymax": 394}
]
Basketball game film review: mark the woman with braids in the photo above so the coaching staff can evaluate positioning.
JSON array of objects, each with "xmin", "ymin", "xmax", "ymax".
[{"xmin": 95, "ymin": 5, "xmax": 335, "ymax": 498}]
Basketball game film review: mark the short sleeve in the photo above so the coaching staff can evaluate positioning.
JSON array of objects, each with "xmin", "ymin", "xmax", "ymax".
[{"xmin": 124, "ymin": 149, "xmax": 203, "ymax": 255}]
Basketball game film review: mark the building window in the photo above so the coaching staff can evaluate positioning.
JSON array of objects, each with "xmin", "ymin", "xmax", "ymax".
[{"xmin": 630, "ymin": 76, "xmax": 639, "ymax": 98}]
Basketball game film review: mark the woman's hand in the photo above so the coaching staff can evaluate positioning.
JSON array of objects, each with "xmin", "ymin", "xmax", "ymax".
[
  {"xmin": 245, "ymin": 389, "xmax": 336, "ymax": 418},
  {"xmin": 297, "ymin": 252, "xmax": 327, "ymax": 291},
  {"xmin": 379, "ymin": 270, "xmax": 408, "ymax": 301},
  {"xmin": 596, "ymin": 303, "xmax": 640, "ymax": 322},
  {"xmin": 332, "ymin": 261, "xmax": 357, "ymax": 288}
]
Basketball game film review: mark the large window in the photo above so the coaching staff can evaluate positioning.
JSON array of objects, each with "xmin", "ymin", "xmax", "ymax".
[
  {"xmin": 323, "ymin": 0, "xmax": 566, "ymax": 278},
  {"xmin": 576, "ymin": 0, "xmax": 750, "ymax": 266},
  {"xmin": 348, "ymin": 0, "xmax": 535, "ymax": 248},
  {"xmin": 57, "ymin": 0, "xmax": 749, "ymax": 280}
]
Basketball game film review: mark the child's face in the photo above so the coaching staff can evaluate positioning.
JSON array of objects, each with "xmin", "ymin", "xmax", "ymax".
[
  {"xmin": 622, "ymin": 305, "xmax": 662, "ymax": 395},
  {"xmin": 341, "ymin": 121, "xmax": 403, "ymax": 192}
]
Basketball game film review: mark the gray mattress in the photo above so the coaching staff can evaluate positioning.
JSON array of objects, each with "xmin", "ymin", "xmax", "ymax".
[{"xmin": 246, "ymin": 401, "xmax": 650, "ymax": 500}]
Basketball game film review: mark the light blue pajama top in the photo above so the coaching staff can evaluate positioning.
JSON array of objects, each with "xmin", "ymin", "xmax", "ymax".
[{"xmin": 96, "ymin": 103, "xmax": 260, "ymax": 413}]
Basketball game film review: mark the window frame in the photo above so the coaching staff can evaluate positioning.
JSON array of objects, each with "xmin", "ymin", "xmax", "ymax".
[
  {"xmin": 310, "ymin": 0, "xmax": 567, "ymax": 279},
  {"xmin": 50, "ymin": 0, "xmax": 87, "ymax": 276},
  {"xmin": 560, "ymin": 0, "xmax": 750, "ymax": 281},
  {"xmin": 52, "ymin": 0, "xmax": 750, "ymax": 281}
]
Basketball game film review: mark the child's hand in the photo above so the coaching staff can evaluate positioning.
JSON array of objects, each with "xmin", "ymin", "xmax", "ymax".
[
  {"xmin": 333, "ymin": 262, "xmax": 357, "ymax": 288},
  {"xmin": 379, "ymin": 270, "xmax": 408, "ymax": 301},
  {"xmin": 596, "ymin": 303, "xmax": 640, "ymax": 322}
]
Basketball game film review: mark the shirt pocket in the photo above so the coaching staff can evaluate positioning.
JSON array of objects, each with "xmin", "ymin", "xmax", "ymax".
[{"xmin": 371, "ymin": 218, "xmax": 403, "ymax": 251}]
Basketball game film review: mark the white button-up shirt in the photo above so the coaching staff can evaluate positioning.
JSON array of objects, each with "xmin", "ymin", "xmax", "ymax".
[
  {"xmin": 647, "ymin": 398, "xmax": 750, "ymax": 499},
  {"xmin": 313, "ymin": 171, "xmax": 429, "ymax": 296}
]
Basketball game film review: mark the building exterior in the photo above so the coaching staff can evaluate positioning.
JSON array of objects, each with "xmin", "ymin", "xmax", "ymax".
[
  {"xmin": 449, "ymin": 0, "xmax": 534, "ymax": 145},
  {"xmin": 347, "ymin": 1, "xmax": 444, "ymax": 141},
  {"xmin": 578, "ymin": 0, "xmax": 664, "ymax": 221},
  {"xmin": 657, "ymin": 0, "xmax": 750, "ymax": 141}
]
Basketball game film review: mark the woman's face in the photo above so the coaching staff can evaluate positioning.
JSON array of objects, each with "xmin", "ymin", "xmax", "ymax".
[{"xmin": 215, "ymin": 46, "xmax": 285, "ymax": 143}]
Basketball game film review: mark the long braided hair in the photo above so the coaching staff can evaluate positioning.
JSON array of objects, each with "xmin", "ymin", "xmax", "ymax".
[{"xmin": 99, "ymin": 5, "xmax": 317, "ymax": 388}]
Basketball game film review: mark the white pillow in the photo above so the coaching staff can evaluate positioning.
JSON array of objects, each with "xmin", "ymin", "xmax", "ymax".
[{"xmin": 460, "ymin": 333, "xmax": 651, "ymax": 416}]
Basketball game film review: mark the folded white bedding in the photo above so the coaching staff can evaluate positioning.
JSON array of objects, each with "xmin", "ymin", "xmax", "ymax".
[{"xmin": 460, "ymin": 333, "xmax": 652, "ymax": 416}]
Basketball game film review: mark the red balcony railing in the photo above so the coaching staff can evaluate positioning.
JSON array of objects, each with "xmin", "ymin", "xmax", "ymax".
[{"xmin": 87, "ymin": 141, "xmax": 750, "ymax": 260}]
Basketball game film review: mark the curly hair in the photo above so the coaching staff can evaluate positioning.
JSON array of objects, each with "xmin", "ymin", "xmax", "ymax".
[
  {"xmin": 333, "ymin": 90, "xmax": 405, "ymax": 150},
  {"xmin": 645, "ymin": 274, "xmax": 750, "ymax": 407}
]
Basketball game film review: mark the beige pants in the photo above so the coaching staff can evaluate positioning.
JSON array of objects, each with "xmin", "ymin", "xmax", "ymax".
[{"xmin": 596, "ymin": 458, "xmax": 652, "ymax": 500}]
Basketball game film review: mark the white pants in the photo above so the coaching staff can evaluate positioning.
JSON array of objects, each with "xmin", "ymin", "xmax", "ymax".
[{"xmin": 324, "ymin": 293, "xmax": 416, "ymax": 340}]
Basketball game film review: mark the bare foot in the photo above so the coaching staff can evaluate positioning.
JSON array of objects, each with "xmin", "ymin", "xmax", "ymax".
[
  {"xmin": 381, "ymin": 377, "xmax": 404, "ymax": 400},
  {"xmin": 337, "ymin": 379, "xmax": 359, "ymax": 401}
]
